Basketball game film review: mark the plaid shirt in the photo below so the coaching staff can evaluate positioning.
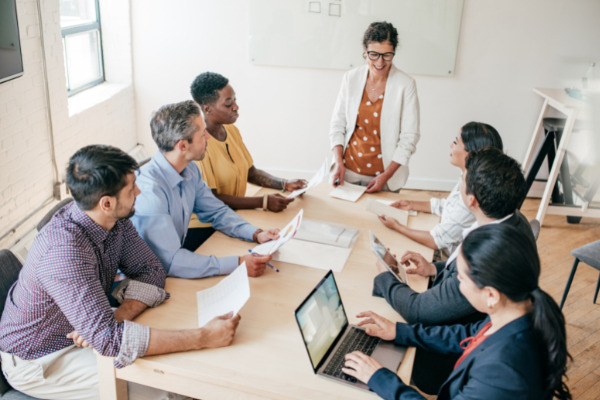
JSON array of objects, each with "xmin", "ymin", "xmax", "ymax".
[{"xmin": 0, "ymin": 202, "xmax": 168, "ymax": 368}]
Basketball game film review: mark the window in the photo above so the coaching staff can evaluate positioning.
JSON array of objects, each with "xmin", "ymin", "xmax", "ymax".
[{"xmin": 60, "ymin": 0, "xmax": 104, "ymax": 95}]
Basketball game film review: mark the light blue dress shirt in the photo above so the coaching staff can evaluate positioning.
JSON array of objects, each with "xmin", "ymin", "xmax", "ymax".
[{"xmin": 131, "ymin": 151, "xmax": 257, "ymax": 278}]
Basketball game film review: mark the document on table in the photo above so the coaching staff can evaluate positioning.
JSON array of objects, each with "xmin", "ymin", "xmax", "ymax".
[
  {"xmin": 366, "ymin": 198, "xmax": 410, "ymax": 226},
  {"xmin": 288, "ymin": 158, "xmax": 328, "ymax": 198},
  {"xmin": 197, "ymin": 262, "xmax": 250, "ymax": 328},
  {"xmin": 252, "ymin": 209, "xmax": 303, "ymax": 255},
  {"xmin": 329, "ymin": 181, "xmax": 366, "ymax": 202},
  {"xmin": 272, "ymin": 239, "xmax": 352, "ymax": 272}
]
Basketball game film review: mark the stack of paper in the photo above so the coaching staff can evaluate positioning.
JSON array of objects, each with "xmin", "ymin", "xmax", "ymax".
[
  {"xmin": 293, "ymin": 219, "xmax": 359, "ymax": 248},
  {"xmin": 272, "ymin": 219, "xmax": 359, "ymax": 272}
]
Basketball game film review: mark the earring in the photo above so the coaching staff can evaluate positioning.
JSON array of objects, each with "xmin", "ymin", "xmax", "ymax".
[{"xmin": 487, "ymin": 300, "xmax": 494, "ymax": 308}]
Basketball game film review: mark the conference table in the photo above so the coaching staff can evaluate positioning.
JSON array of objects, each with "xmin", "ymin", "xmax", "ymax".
[{"xmin": 97, "ymin": 182, "xmax": 438, "ymax": 399}]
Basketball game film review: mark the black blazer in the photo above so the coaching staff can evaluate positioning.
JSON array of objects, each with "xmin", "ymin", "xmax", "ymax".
[{"xmin": 368, "ymin": 315, "xmax": 546, "ymax": 399}]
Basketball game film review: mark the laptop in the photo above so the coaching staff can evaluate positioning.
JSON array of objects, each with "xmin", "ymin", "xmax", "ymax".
[
  {"xmin": 294, "ymin": 270, "xmax": 406, "ymax": 390},
  {"xmin": 369, "ymin": 231, "xmax": 409, "ymax": 284}
]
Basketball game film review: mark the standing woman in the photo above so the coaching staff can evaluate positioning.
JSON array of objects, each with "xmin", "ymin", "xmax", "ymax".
[
  {"xmin": 330, "ymin": 21, "xmax": 419, "ymax": 192},
  {"xmin": 343, "ymin": 223, "xmax": 571, "ymax": 400}
]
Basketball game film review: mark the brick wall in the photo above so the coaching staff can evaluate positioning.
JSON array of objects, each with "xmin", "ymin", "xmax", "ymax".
[{"xmin": 0, "ymin": 0, "xmax": 137, "ymax": 248}]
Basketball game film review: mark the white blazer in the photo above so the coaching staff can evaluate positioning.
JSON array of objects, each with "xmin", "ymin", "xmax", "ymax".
[{"xmin": 329, "ymin": 64, "xmax": 420, "ymax": 191}]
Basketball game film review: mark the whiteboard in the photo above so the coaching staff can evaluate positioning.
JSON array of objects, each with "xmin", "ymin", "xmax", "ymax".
[{"xmin": 249, "ymin": 0, "xmax": 464, "ymax": 76}]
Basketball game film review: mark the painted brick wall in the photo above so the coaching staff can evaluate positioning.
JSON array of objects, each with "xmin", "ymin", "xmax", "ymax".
[{"xmin": 0, "ymin": 0, "xmax": 137, "ymax": 248}]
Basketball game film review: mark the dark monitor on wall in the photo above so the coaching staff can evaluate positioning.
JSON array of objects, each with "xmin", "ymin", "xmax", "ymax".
[{"xmin": 0, "ymin": 0, "xmax": 24, "ymax": 84}]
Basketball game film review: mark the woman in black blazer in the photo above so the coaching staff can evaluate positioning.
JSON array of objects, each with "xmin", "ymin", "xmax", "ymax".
[{"xmin": 342, "ymin": 223, "xmax": 571, "ymax": 400}]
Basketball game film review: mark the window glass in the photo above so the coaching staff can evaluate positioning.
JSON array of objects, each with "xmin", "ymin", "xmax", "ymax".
[
  {"xmin": 63, "ymin": 31, "xmax": 102, "ymax": 91},
  {"xmin": 60, "ymin": 0, "xmax": 97, "ymax": 28}
]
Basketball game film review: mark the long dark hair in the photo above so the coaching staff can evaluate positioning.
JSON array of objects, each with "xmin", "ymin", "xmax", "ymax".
[
  {"xmin": 461, "ymin": 224, "xmax": 571, "ymax": 400},
  {"xmin": 460, "ymin": 121, "xmax": 503, "ymax": 153}
]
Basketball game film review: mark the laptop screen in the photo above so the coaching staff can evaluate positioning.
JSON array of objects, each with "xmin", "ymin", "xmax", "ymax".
[{"xmin": 295, "ymin": 271, "xmax": 348, "ymax": 370}]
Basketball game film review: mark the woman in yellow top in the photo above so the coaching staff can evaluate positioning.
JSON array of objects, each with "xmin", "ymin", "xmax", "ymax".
[{"xmin": 190, "ymin": 71, "xmax": 307, "ymax": 212}]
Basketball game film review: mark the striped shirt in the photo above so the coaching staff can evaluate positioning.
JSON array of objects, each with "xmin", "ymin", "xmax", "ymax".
[{"xmin": 0, "ymin": 202, "xmax": 168, "ymax": 368}]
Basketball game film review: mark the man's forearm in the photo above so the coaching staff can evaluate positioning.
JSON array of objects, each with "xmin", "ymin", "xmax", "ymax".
[{"xmin": 114, "ymin": 299, "xmax": 148, "ymax": 323}]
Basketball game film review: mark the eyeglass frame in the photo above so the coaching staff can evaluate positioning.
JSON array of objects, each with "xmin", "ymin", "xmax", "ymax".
[{"xmin": 363, "ymin": 51, "xmax": 395, "ymax": 61}]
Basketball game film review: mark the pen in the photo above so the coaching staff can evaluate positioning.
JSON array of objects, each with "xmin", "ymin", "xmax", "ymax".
[
  {"xmin": 248, "ymin": 249, "xmax": 279, "ymax": 272},
  {"xmin": 334, "ymin": 178, "xmax": 340, "ymax": 187}
]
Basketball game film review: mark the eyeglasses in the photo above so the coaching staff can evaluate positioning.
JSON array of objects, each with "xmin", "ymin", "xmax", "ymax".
[{"xmin": 365, "ymin": 51, "xmax": 395, "ymax": 61}]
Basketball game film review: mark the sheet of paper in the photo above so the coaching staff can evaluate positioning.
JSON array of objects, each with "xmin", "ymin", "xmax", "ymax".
[
  {"xmin": 196, "ymin": 262, "xmax": 250, "ymax": 328},
  {"xmin": 366, "ymin": 198, "xmax": 409, "ymax": 226},
  {"xmin": 272, "ymin": 239, "xmax": 352, "ymax": 272},
  {"xmin": 329, "ymin": 181, "xmax": 366, "ymax": 202},
  {"xmin": 288, "ymin": 159, "xmax": 329, "ymax": 198},
  {"xmin": 374, "ymin": 199, "xmax": 417, "ymax": 216},
  {"xmin": 252, "ymin": 209, "xmax": 304, "ymax": 255}
]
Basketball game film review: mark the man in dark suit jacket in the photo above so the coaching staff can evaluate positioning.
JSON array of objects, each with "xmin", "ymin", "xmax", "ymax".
[{"xmin": 372, "ymin": 148, "xmax": 536, "ymax": 393}]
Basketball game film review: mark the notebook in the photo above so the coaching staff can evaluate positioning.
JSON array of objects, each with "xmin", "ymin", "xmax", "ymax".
[
  {"xmin": 294, "ymin": 270, "xmax": 406, "ymax": 390},
  {"xmin": 369, "ymin": 231, "xmax": 409, "ymax": 284}
]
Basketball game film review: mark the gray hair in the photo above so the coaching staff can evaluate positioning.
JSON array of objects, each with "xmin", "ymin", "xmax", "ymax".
[{"xmin": 150, "ymin": 100, "xmax": 201, "ymax": 152}]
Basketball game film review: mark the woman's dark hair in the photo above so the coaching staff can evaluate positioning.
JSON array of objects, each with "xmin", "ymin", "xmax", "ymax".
[
  {"xmin": 362, "ymin": 21, "xmax": 398, "ymax": 50},
  {"xmin": 461, "ymin": 224, "xmax": 572, "ymax": 400},
  {"xmin": 67, "ymin": 145, "xmax": 139, "ymax": 210},
  {"xmin": 460, "ymin": 121, "xmax": 503, "ymax": 153},
  {"xmin": 190, "ymin": 71, "xmax": 229, "ymax": 106}
]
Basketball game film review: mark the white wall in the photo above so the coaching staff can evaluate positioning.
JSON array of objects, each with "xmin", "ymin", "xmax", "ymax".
[
  {"xmin": 131, "ymin": 0, "xmax": 600, "ymax": 190},
  {"xmin": 0, "ymin": 0, "xmax": 137, "ymax": 247}
]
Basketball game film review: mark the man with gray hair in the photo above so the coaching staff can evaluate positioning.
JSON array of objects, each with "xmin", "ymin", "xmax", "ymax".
[{"xmin": 131, "ymin": 100, "xmax": 279, "ymax": 279}]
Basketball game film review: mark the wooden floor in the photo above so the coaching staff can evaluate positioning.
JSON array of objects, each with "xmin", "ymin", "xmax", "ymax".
[
  {"xmin": 410, "ymin": 193, "xmax": 600, "ymax": 399},
  {"xmin": 520, "ymin": 199, "xmax": 600, "ymax": 399}
]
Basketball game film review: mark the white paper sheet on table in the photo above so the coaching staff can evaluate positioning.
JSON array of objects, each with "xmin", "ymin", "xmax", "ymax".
[
  {"xmin": 196, "ymin": 262, "xmax": 250, "ymax": 328},
  {"xmin": 252, "ymin": 209, "xmax": 303, "ymax": 255},
  {"xmin": 288, "ymin": 159, "xmax": 329, "ymax": 198},
  {"xmin": 329, "ymin": 181, "xmax": 366, "ymax": 202},
  {"xmin": 365, "ymin": 198, "xmax": 410, "ymax": 226},
  {"xmin": 272, "ymin": 239, "xmax": 352, "ymax": 272}
]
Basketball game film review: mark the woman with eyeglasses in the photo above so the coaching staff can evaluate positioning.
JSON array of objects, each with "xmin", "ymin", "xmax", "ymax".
[
  {"xmin": 329, "ymin": 21, "xmax": 419, "ymax": 193},
  {"xmin": 342, "ymin": 223, "xmax": 572, "ymax": 400}
]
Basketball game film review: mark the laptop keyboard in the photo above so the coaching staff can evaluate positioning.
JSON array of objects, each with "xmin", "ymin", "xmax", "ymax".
[{"xmin": 322, "ymin": 327, "xmax": 380, "ymax": 382}]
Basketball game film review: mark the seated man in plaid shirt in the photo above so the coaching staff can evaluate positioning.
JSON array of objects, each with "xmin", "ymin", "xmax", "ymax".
[{"xmin": 0, "ymin": 145, "xmax": 240, "ymax": 400}]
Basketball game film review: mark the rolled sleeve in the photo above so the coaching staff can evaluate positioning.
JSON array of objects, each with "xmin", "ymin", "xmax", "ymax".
[
  {"xmin": 113, "ymin": 321, "xmax": 149, "ymax": 368},
  {"xmin": 111, "ymin": 279, "xmax": 169, "ymax": 307}
]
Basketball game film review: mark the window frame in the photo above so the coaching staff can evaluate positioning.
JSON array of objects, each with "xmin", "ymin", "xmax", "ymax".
[{"xmin": 60, "ymin": 0, "xmax": 105, "ymax": 96}]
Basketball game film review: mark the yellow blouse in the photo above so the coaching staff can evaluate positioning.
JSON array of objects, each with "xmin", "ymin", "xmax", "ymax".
[{"xmin": 189, "ymin": 124, "xmax": 254, "ymax": 228}]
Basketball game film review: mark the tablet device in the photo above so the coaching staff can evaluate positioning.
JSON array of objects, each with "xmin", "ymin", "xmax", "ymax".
[{"xmin": 368, "ymin": 231, "xmax": 409, "ymax": 284}]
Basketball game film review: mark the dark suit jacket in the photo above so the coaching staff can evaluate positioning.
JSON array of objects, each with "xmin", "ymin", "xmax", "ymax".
[
  {"xmin": 368, "ymin": 315, "xmax": 546, "ymax": 399},
  {"xmin": 372, "ymin": 210, "xmax": 536, "ymax": 325}
]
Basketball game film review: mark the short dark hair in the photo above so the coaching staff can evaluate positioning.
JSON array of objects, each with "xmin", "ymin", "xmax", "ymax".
[
  {"xmin": 465, "ymin": 148, "xmax": 526, "ymax": 218},
  {"xmin": 66, "ymin": 145, "xmax": 138, "ymax": 210},
  {"xmin": 363, "ymin": 21, "xmax": 398, "ymax": 50},
  {"xmin": 150, "ymin": 100, "xmax": 201, "ymax": 152},
  {"xmin": 190, "ymin": 72, "xmax": 229, "ymax": 106},
  {"xmin": 461, "ymin": 121, "xmax": 503, "ymax": 153}
]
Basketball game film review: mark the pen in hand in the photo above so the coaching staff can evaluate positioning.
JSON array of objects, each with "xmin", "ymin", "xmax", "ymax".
[{"xmin": 247, "ymin": 249, "xmax": 279, "ymax": 272}]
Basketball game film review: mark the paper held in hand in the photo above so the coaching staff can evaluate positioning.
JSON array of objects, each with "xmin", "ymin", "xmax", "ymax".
[
  {"xmin": 196, "ymin": 262, "xmax": 250, "ymax": 328},
  {"xmin": 252, "ymin": 209, "xmax": 304, "ymax": 255},
  {"xmin": 329, "ymin": 181, "xmax": 366, "ymax": 202},
  {"xmin": 288, "ymin": 159, "xmax": 329, "ymax": 198},
  {"xmin": 365, "ymin": 198, "xmax": 411, "ymax": 226}
]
